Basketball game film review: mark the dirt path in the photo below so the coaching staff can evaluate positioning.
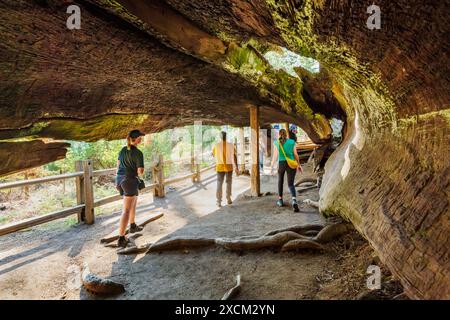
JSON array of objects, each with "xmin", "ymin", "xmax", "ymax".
[{"xmin": 0, "ymin": 165, "xmax": 400, "ymax": 300}]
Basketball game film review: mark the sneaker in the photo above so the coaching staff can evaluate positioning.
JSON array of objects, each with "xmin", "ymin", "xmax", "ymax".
[
  {"xmin": 129, "ymin": 223, "xmax": 143, "ymax": 233},
  {"xmin": 292, "ymin": 199, "xmax": 300, "ymax": 212},
  {"xmin": 227, "ymin": 198, "xmax": 232, "ymax": 205},
  {"xmin": 276, "ymin": 199, "xmax": 284, "ymax": 207},
  {"xmin": 117, "ymin": 236, "xmax": 129, "ymax": 248}
]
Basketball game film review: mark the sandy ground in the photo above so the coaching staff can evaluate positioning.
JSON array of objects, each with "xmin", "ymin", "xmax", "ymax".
[{"xmin": 0, "ymin": 165, "xmax": 401, "ymax": 300}]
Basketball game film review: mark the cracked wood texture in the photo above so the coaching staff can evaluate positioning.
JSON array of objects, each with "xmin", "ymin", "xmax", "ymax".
[{"xmin": 0, "ymin": 0, "xmax": 449, "ymax": 299}]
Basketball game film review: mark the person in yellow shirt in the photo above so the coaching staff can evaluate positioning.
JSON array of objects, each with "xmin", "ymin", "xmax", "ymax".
[{"xmin": 212, "ymin": 131, "xmax": 239, "ymax": 207}]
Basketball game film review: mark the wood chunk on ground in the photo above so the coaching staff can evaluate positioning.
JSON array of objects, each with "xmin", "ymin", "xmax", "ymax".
[{"xmin": 81, "ymin": 265, "xmax": 125, "ymax": 296}]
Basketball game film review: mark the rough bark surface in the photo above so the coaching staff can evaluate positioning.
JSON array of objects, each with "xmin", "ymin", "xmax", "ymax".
[
  {"xmin": 0, "ymin": 140, "xmax": 69, "ymax": 176},
  {"xmin": 0, "ymin": 0, "xmax": 448, "ymax": 299}
]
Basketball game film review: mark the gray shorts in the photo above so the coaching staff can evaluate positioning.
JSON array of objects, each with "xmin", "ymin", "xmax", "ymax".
[{"xmin": 116, "ymin": 176, "xmax": 139, "ymax": 197}]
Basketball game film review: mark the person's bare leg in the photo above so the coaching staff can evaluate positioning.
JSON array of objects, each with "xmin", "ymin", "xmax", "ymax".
[
  {"xmin": 129, "ymin": 196, "xmax": 138, "ymax": 225},
  {"xmin": 119, "ymin": 196, "xmax": 134, "ymax": 236},
  {"xmin": 226, "ymin": 171, "xmax": 232, "ymax": 204}
]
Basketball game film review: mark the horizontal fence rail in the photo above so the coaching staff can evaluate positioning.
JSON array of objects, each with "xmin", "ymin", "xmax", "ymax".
[
  {"xmin": 0, "ymin": 156, "xmax": 217, "ymax": 237},
  {"xmin": 0, "ymin": 205, "xmax": 85, "ymax": 237},
  {"xmin": 0, "ymin": 172, "xmax": 83, "ymax": 191}
]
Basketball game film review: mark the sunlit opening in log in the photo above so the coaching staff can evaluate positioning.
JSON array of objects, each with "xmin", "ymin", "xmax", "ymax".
[{"xmin": 264, "ymin": 47, "xmax": 320, "ymax": 76}]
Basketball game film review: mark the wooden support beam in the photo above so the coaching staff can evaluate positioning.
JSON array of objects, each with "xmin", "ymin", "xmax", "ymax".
[
  {"xmin": 239, "ymin": 127, "xmax": 245, "ymax": 174},
  {"xmin": 82, "ymin": 160, "xmax": 95, "ymax": 225},
  {"xmin": 250, "ymin": 106, "xmax": 261, "ymax": 197},
  {"xmin": 75, "ymin": 161, "xmax": 85, "ymax": 223},
  {"xmin": 283, "ymin": 122, "xmax": 290, "ymax": 133}
]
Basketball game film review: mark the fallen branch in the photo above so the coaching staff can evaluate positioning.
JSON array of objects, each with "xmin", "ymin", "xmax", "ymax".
[
  {"xmin": 81, "ymin": 264, "xmax": 125, "ymax": 296},
  {"xmin": 147, "ymin": 237, "xmax": 216, "ymax": 253},
  {"xmin": 100, "ymin": 213, "xmax": 163, "ymax": 244},
  {"xmin": 313, "ymin": 223, "xmax": 349, "ymax": 243},
  {"xmin": 216, "ymin": 231, "xmax": 306, "ymax": 251},
  {"xmin": 281, "ymin": 239, "xmax": 325, "ymax": 252},
  {"xmin": 264, "ymin": 224, "xmax": 323, "ymax": 236},
  {"xmin": 221, "ymin": 274, "xmax": 241, "ymax": 300},
  {"xmin": 103, "ymin": 233, "xmax": 142, "ymax": 248}
]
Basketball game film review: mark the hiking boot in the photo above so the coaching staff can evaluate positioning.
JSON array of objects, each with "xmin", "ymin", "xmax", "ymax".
[
  {"xmin": 117, "ymin": 236, "xmax": 129, "ymax": 248},
  {"xmin": 292, "ymin": 199, "xmax": 300, "ymax": 212},
  {"xmin": 276, "ymin": 199, "xmax": 284, "ymax": 207},
  {"xmin": 227, "ymin": 198, "xmax": 232, "ymax": 205},
  {"xmin": 129, "ymin": 223, "xmax": 143, "ymax": 233}
]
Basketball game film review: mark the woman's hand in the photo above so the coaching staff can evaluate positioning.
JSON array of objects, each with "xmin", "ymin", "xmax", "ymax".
[
  {"xmin": 297, "ymin": 165, "xmax": 303, "ymax": 173},
  {"xmin": 270, "ymin": 167, "xmax": 275, "ymax": 176}
]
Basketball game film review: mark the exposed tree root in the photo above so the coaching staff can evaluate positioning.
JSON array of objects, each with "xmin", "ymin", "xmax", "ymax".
[
  {"xmin": 303, "ymin": 199, "xmax": 319, "ymax": 208},
  {"xmin": 147, "ymin": 237, "xmax": 216, "ymax": 253},
  {"xmin": 281, "ymin": 239, "xmax": 325, "ymax": 252},
  {"xmin": 264, "ymin": 224, "xmax": 323, "ymax": 236},
  {"xmin": 221, "ymin": 274, "xmax": 241, "ymax": 300},
  {"xmin": 294, "ymin": 177, "xmax": 318, "ymax": 187},
  {"xmin": 313, "ymin": 223, "xmax": 350, "ymax": 243},
  {"xmin": 216, "ymin": 231, "xmax": 306, "ymax": 251},
  {"xmin": 143, "ymin": 223, "xmax": 350, "ymax": 254},
  {"xmin": 303, "ymin": 230, "xmax": 320, "ymax": 237},
  {"xmin": 81, "ymin": 265, "xmax": 125, "ymax": 296},
  {"xmin": 117, "ymin": 244, "xmax": 152, "ymax": 255},
  {"xmin": 100, "ymin": 213, "xmax": 163, "ymax": 244}
]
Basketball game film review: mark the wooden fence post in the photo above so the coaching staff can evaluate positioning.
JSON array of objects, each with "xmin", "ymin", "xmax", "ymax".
[
  {"xmin": 250, "ymin": 106, "xmax": 261, "ymax": 197},
  {"xmin": 75, "ymin": 160, "xmax": 84, "ymax": 223},
  {"xmin": 191, "ymin": 155, "xmax": 196, "ymax": 183},
  {"xmin": 82, "ymin": 160, "xmax": 95, "ymax": 224},
  {"xmin": 196, "ymin": 161, "xmax": 201, "ymax": 182},
  {"xmin": 153, "ymin": 155, "xmax": 165, "ymax": 197}
]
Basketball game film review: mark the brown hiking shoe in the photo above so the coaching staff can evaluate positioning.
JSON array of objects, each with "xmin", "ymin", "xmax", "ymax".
[
  {"xmin": 117, "ymin": 236, "xmax": 129, "ymax": 248},
  {"xmin": 129, "ymin": 223, "xmax": 143, "ymax": 233}
]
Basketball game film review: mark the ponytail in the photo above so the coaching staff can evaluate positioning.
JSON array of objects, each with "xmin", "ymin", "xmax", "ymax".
[
  {"xmin": 279, "ymin": 128, "xmax": 287, "ymax": 145},
  {"xmin": 126, "ymin": 136, "xmax": 133, "ymax": 150}
]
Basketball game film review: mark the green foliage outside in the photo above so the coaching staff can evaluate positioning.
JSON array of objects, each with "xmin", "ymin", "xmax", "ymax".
[{"xmin": 0, "ymin": 125, "xmax": 229, "ymax": 227}]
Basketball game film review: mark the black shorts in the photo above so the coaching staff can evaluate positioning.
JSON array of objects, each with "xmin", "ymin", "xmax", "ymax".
[{"xmin": 116, "ymin": 176, "xmax": 139, "ymax": 197}]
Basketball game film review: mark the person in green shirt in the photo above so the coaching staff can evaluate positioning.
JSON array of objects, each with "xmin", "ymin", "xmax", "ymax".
[
  {"xmin": 270, "ymin": 129, "xmax": 303, "ymax": 212},
  {"xmin": 115, "ymin": 129, "xmax": 145, "ymax": 248}
]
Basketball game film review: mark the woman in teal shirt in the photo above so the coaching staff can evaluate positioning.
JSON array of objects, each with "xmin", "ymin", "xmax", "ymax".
[{"xmin": 270, "ymin": 129, "xmax": 302, "ymax": 212}]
